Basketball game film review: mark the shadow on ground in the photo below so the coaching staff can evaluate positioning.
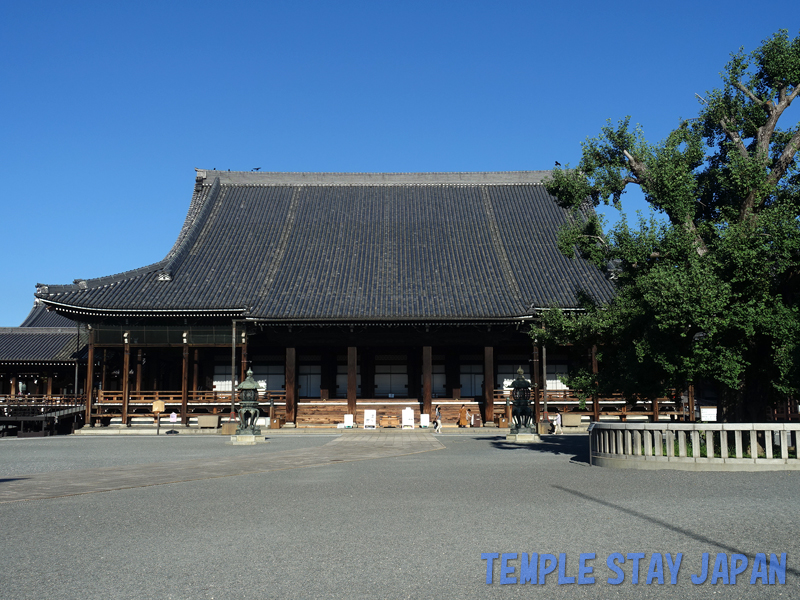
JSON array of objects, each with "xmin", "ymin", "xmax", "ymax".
[{"xmin": 487, "ymin": 434, "xmax": 589, "ymax": 464}]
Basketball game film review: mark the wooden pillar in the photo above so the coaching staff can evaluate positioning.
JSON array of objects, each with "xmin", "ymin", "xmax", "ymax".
[
  {"xmin": 591, "ymin": 345, "xmax": 600, "ymax": 423},
  {"xmin": 285, "ymin": 347, "xmax": 296, "ymax": 424},
  {"xmin": 347, "ymin": 346, "xmax": 357, "ymax": 415},
  {"xmin": 422, "ymin": 346, "xmax": 432, "ymax": 416},
  {"xmin": 230, "ymin": 321, "xmax": 237, "ymax": 417},
  {"xmin": 10, "ymin": 375, "xmax": 16, "ymax": 397},
  {"xmin": 532, "ymin": 343, "xmax": 541, "ymax": 425},
  {"xmin": 541, "ymin": 345, "xmax": 548, "ymax": 417},
  {"xmin": 241, "ymin": 333, "xmax": 248, "ymax": 382},
  {"xmin": 192, "ymin": 349, "xmax": 199, "ymax": 392},
  {"xmin": 652, "ymin": 396, "xmax": 660, "ymax": 422},
  {"xmin": 121, "ymin": 341, "xmax": 130, "ymax": 426},
  {"xmin": 688, "ymin": 383, "xmax": 696, "ymax": 422},
  {"xmin": 181, "ymin": 345, "xmax": 189, "ymax": 425},
  {"xmin": 101, "ymin": 349, "xmax": 107, "ymax": 394},
  {"xmin": 135, "ymin": 349, "xmax": 143, "ymax": 392},
  {"xmin": 46, "ymin": 370, "xmax": 53, "ymax": 397},
  {"xmin": 483, "ymin": 346, "xmax": 494, "ymax": 423},
  {"xmin": 85, "ymin": 332, "xmax": 95, "ymax": 423}
]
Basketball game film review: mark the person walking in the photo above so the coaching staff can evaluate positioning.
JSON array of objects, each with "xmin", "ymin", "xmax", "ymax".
[
  {"xmin": 433, "ymin": 405, "xmax": 442, "ymax": 433},
  {"xmin": 553, "ymin": 410, "xmax": 563, "ymax": 435}
]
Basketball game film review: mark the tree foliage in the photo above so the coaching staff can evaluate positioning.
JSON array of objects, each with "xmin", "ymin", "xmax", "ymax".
[{"xmin": 539, "ymin": 30, "xmax": 800, "ymax": 421}]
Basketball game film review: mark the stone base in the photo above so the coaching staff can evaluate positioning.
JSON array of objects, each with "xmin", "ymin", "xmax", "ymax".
[
  {"xmin": 283, "ymin": 422, "xmax": 297, "ymax": 428},
  {"xmin": 227, "ymin": 435, "xmax": 270, "ymax": 446},
  {"xmin": 506, "ymin": 433, "xmax": 541, "ymax": 444}
]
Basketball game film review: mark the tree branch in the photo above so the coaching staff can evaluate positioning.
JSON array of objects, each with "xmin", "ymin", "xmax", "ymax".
[
  {"xmin": 734, "ymin": 81, "xmax": 766, "ymax": 106},
  {"xmin": 767, "ymin": 127, "xmax": 800, "ymax": 187},
  {"xmin": 622, "ymin": 150, "xmax": 648, "ymax": 182},
  {"xmin": 719, "ymin": 117, "xmax": 749, "ymax": 159}
]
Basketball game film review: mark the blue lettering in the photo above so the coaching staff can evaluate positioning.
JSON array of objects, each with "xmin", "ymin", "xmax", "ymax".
[
  {"xmin": 558, "ymin": 553, "xmax": 575, "ymax": 584},
  {"xmin": 750, "ymin": 554, "xmax": 767, "ymax": 584},
  {"xmin": 520, "ymin": 553, "xmax": 537, "ymax": 584},
  {"xmin": 665, "ymin": 553, "xmax": 682, "ymax": 584},
  {"xmin": 691, "ymin": 553, "xmax": 709, "ymax": 584},
  {"xmin": 646, "ymin": 553, "xmax": 664, "ymax": 584},
  {"xmin": 538, "ymin": 554, "xmax": 557, "ymax": 585},
  {"xmin": 500, "ymin": 553, "xmax": 517, "ymax": 585},
  {"xmin": 627, "ymin": 552, "xmax": 645, "ymax": 584},
  {"xmin": 710, "ymin": 553, "xmax": 729, "ymax": 585},
  {"xmin": 729, "ymin": 554, "xmax": 748, "ymax": 584},
  {"xmin": 481, "ymin": 553, "xmax": 499, "ymax": 584},
  {"xmin": 607, "ymin": 553, "xmax": 624, "ymax": 585},
  {"xmin": 578, "ymin": 553, "xmax": 595, "ymax": 584},
  {"xmin": 769, "ymin": 553, "xmax": 787, "ymax": 584}
]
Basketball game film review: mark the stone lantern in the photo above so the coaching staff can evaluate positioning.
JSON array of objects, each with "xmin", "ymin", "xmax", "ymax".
[{"xmin": 236, "ymin": 368, "xmax": 261, "ymax": 436}]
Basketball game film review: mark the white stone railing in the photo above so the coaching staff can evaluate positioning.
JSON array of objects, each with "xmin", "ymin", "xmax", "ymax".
[{"xmin": 589, "ymin": 422, "xmax": 800, "ymax": 471}]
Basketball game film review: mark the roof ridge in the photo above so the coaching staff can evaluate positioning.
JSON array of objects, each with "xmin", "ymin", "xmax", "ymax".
[
  {"xmin": 158, "ymin": 177, "xmax": 221, "ymax": 280},
  {"xmin": 196, "ymin": 170, "xmax": 552, "ymax": 186}
]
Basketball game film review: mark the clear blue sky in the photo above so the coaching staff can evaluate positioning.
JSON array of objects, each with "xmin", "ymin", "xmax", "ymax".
[{"xmin": 1, "ymin": 1, "xmax": 796, "ymax": 325}]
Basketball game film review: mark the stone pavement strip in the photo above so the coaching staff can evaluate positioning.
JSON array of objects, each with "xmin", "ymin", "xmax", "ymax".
[{"xmin": 0, "ymin": 431, "xmax": 443, "ymax": 504}]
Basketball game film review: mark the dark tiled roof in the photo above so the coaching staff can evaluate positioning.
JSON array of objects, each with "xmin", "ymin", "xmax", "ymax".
[
  {"xmin": 36, "ymin": 171, "xmax": 614, "ymax": 320},
  {"xmin": 0, "ymin": 328, "xmax": 82, "ymax": 363},
  {"xmin": 20, "ymin": 302, "xmax": 78, "ymax": 328}
]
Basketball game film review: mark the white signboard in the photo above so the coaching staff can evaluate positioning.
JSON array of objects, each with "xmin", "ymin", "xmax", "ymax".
[
  {"xmin": 700, "ymin": 407, "xmax": 717, "ymax": 422},
  {"xmin": 363, "ymin": 410, "xmax": 377, "ymax": 429},
  {"xmin": 169, "ymin": 412, "xmax": 178, "ymax": 423},
  {"xmin": 402, "ymin": 407, "xmax": 415, "ymax": 429},
  {"xmin": 344, "ymin": 414, "xmax": 354, "ymax": 428},
  {"xmin": 420, "ymin": 414, "xmax": 430, "ymax": 428}
]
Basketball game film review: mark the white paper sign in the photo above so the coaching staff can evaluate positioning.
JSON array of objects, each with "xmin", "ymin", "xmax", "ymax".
[
  {"xmin": 169, "ymin": 412, "xmax": 178, "ymax": 423},
  {"xmin": 402, "ymin": 407, "xmax": 415, "ymax": 429},
  {"xmin": 344, "ymin": 414, "xmax": 354, "ymax": 428},
  {"xmin": 363, "ymin": 410, "xmax": 377, "ymax": 429},
  {"xmin": 420, "ymin": 414, "xmax": 430, "ymax": 428}
]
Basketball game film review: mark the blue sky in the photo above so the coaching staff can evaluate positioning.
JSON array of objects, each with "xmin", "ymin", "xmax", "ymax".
[{"xmin": 1, "ymin": 1, "xmax": 796, "ymax": 325}]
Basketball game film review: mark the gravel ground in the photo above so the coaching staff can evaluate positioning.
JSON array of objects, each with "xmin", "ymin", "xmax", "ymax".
[{"xmin": 0, "ymin": 434, "xmax": 797, "ymax": 600}]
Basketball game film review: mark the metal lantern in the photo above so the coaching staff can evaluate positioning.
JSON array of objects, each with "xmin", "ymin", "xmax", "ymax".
[
  {"xmin": 236, "ymin": 368, "xmax": 262, "ymax": 435},
  {"xmin": 508, "ymin": 366, "xmax": 532, "ymax": 434}
]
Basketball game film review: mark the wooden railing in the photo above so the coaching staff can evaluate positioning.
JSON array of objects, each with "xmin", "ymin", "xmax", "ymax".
[
  {"xmin": 0, "ymin": 394, "xmax": 85, "ymax": 406},
  {"xmin": 96, "ymin": 390, "xmax": 287, "ymax": 405}
]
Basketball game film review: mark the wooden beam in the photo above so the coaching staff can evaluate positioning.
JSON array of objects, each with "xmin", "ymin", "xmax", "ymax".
[
  {"xmin": 422, "ymin": 346, "xmax": 432, "ymax": 416},
  {"xmin": 347, "ymin": 346, "xmax": 357, "ymax": 415},
  {"xmin": 121, "ymin": 342, "xmax": 130, "ymax": 427},
  {"xmin": 181, "ymin": 345, "xmax": 189, "ymax": 425},
  {"xmin": 483, "ymin": 346, "xmax": 494, "ymax": 423},
  {"xmin": 285, "ymin": 347, "xmax": 297, "ymax": 424},
  {"xmin": 688, "ymin": 383, "xmax": 695, "ymax": 422}
]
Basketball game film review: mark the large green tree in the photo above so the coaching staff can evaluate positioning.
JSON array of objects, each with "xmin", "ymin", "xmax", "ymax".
[{"xmin": 540, "ymin": 30, "xmax": 800, "ymax": 421}]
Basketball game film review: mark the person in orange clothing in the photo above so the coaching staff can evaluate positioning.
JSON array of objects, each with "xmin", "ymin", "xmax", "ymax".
[{"xmin": 457, "ymin": 404, "xmax": 468, "ymax": 427}]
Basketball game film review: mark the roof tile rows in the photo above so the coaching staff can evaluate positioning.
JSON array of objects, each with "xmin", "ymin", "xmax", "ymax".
[{"xmin": 36, "ymin": 171, "xmax": 614, "ymax": 320}]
